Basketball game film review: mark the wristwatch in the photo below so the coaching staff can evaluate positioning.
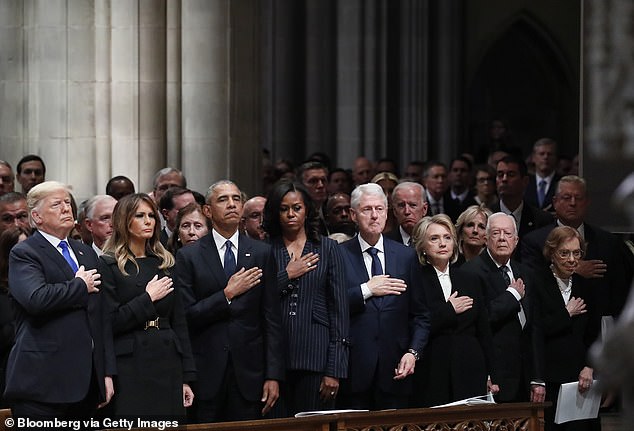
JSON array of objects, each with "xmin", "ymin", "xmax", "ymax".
[{"xmin": 407, "ymin": 348, "xmax": 420, "ymax": 361}]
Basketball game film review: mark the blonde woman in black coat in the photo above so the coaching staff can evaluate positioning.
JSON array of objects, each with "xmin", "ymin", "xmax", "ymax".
[
  {"xmin": 99, "ymin": 193, "xmax": 195, "ymax": 419},
  {"xmin": 411, "ymin": 214, "xmax": 498, "ymax": 406}
]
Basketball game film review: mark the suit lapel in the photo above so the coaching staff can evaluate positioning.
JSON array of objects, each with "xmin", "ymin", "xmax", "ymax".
[
  {"xmin": 199, "ymin": 234, "xmax": 228, "ymax": 287},
  {"xmin": 236, "ymin": 234, "xmax": 255, "ymax": 274},
  {"xmin": 69, "ymin": 239, "xmax": 89, "ymax": 268},
  {"xmin": 33, "ymin": 231, "xmax": 76, "ymax": 278},
  {"xmin": 346, "ymin": 239, "xmax": 370, "ymax": 283}
]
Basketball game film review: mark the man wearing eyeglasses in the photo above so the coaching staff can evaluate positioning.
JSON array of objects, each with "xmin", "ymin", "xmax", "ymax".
[
  {"xmin": 462, "ymin": 212, "xmax": 545, "ymax": 404},
  {"xmin": 0, "ymin": 192, "xmax": 29, "ymax": 235},
  {"xmin": 338, "ymin": 183, "xmax": 430, "ymax": 410},
  {"xmin": 521, "ymin": 175, "xmax": 633, "ymax": 318},
  {"xmin": 240, "ymin": 196, "xmax": 267, "ymax": 240}
]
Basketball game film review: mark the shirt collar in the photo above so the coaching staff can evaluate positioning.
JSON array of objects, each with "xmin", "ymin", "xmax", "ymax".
[
  {"xmin": 358, "ymin": 233, "xmax": 384, "ymax": 254},
  {"xmin": 39, "ymin": 230, "xmax": 69, "ymax": 249},
  {"xmin": 433, "ymin": 265, "xmax": 450, "ymax": 277},
  {"xmin": 212, "ymin": 229, "xmax": 239, "ymax": 250}
]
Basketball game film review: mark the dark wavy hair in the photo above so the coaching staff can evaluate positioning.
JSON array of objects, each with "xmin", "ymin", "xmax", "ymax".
[
  {"xmin": 263, "ymin": 180, "xmax": 320, "ymax": 243},
  {"xmin": 0, "ymin": 226, "xmax": 32, "ymax": 291}
]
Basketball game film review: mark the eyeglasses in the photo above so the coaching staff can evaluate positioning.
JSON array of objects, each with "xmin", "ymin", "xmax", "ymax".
[{"xmin": 556, "ymin": 249, "xmax": 584, "ymax": 259}]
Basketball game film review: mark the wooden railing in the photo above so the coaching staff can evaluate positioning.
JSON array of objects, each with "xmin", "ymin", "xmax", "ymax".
[
  {"xmin": 0, "ymin": 402, "xmax": 547, "ymax": 431},
  {"xmin": 181, "ymin": 403, "xmax": 546, "ymax": 431}
]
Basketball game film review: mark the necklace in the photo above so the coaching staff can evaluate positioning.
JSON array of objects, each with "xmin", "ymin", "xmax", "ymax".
[{"xmin": 551, "ymin": 265, "xmax": 572, "ymax": 295}]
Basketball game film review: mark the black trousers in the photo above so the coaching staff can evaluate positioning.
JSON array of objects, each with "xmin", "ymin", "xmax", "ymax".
[
  {"xmin": 12, "ymin": 373, "xmax": 99, "ymax": 431},
  {"xmin": 192, "ymin": 359, "xmax": 261, "ymax": 423}
]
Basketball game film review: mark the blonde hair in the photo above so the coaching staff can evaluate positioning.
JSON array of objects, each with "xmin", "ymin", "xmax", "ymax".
[
  {"xmin": 411, "ymin": 214, "xmax": 459, "ymax": 266},
  {"xmin": 27, "ymin": 181, "xmax": 72, "ymax": 228},
  {"xmin": 102, "ymin": 193, "xmax": 174, "ymax": 275},
  {"xmin": 455, "ymin": 204, "xmax": 492, "ymax": 254}
]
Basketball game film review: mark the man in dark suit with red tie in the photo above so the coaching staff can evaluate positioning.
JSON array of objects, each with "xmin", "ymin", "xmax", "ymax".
[
  {"xmin": 338, "ymin": 183, "xmax": 430, "ymax": 409},
  {"xmin": 6, "ymin": 181, "xmax": 115, "ymax": 422},
  {"xmin": 174, "ymin": 180, "xmax": 284, "ymax": 422},
  {"xmin": 461, "ymin": 212, "xmax": 545, "ymax": 403}
]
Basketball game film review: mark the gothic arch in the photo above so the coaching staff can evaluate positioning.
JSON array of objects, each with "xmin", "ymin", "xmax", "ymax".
[{"xmin": 466, "ymin": 11, "xmax": 580, "ymax": 160}]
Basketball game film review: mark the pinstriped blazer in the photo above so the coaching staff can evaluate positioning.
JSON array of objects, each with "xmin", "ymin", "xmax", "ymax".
[{"xmin": 271, "ymin": 236, "xmax": 349, "ymax": 379}]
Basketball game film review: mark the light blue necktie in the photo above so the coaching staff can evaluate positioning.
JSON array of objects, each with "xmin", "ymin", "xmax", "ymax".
[{"xmin": 59, "ymin": 240, "xmax": 78, "ymax": 272}]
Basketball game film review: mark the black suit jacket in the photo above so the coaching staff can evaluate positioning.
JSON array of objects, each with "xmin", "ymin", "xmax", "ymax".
[
  {"xmin": 174, "ymin": 232, "xmax": 284, "ymax": 402},
  {"xmin": 521, "ymin": 221, "xmax": 632, "ymax": 317},
  {"xmin": 339, "ymin": 236, "xmax": 430, "ymax": 395},
  {"xmin": 384, "ymin": 227, "xmax": 408, "ymax": 246},
  {"xmin": 461, "ymin": 251, "xmax": 544, "ymax": 402},
  {"xmin": 534, "ymin": 270, "xmax": 600, "ymax": 383},
  {"xmin": 271, "ymin": 236, "xmax": 349, "ymax": 378},
  {"xmin": 491, "ymin": 201, "xmax": 554, "ymax": 241},
  {"xmin": 5, "ymin": 231, "xmax": 116, "ymax": 404},
  {"xmin": 524, "ymin": 174, "xmax": 561, "ymax": 211},
  {"xmin": 413, "ymin": 264, "xmax": 495, "ymax": 406}
]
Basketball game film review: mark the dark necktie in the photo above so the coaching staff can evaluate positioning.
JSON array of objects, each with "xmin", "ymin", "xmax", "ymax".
[
  {"xmin": 224, "ymin": 240, "xmax": 236, "ymax": 278},
  {"xmin": 500, "ymin": 265, "xmax": 511, "ymax": 286},
  {"xmin": 367, "ymin": 247, "xmax": 383, "ymax": 276},
  {"xmin": 501, "ymin": 265, "xmax": 526, "ymax": 327},
  {"xmin": 538, "ymin": 179, "xmax": 547, "ymax": 207},
  {"xmin": 59, "ymin": 240, "xmax": 78, "ymax": 273}
]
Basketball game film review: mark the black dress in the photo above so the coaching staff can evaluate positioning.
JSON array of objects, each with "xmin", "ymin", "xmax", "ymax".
[{"xmin": 99, "ymin": 255, "xmax": 196, "ymax": 419}]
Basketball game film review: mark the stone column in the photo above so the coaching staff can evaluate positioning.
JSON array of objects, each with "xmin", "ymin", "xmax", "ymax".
[
  {"xmin": 432, "ymin": 0, "xmax": 462, "ymax": 163},
  {"xmin": 336, "ymin": 0, "xmax": 389, "ymax": 169},
  {"xmin": 181, "ymin": 0, "xmax": 229, "ymax": 194}
]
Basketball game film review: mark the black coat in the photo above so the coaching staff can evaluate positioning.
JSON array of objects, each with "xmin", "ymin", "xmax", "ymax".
[
  {"xmin": 412, "ymin": 264, "xmax": 495, "ymax": 407},
  {"xmin": 534, "ymin": 270, "xmax": 600, "ymax": 383},
  {"xmin": 99, "ymin": 254, "xmax": 196, "ymax": 417}
]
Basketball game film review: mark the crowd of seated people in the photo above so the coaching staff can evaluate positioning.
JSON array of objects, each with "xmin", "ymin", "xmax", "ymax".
[{"xmin": 0, "ymin": 141, "xmax": 631, "ymax": 431}]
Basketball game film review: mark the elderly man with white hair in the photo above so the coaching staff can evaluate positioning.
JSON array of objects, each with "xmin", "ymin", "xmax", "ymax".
[{"xmin": 461, "ymin": 212, "xmax": 545, "ymax": 404}]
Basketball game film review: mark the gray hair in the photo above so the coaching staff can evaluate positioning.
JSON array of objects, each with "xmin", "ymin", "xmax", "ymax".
[
  {"xmin": 85, "ymin": 195, "xmax": 117, "ymax": 220},
  {"xmin": 350, "ymin": 183, "xmax": 387, "ymax": 209},
  {"xmin": 205, "ymin": 180, "xmax": 240, "ymax": 204},
  {"xmin": 555, "ymin": 175, "xmax": 587, "ymax": 196},
  {"xmin": 392, "ymin": 181, "xmax": 427, "ymax": 203},
  {"xmin": 485, "ymin": 212, "xmax": 518, "ymax": 237},
  {"xmin": 152, "ymin": 167, "xmax": 186, "ymax": 189}
]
